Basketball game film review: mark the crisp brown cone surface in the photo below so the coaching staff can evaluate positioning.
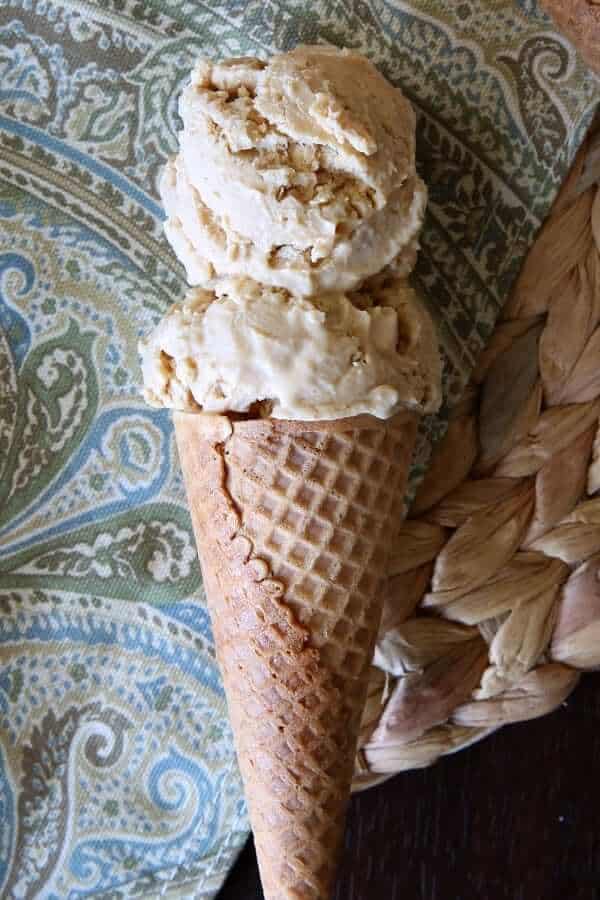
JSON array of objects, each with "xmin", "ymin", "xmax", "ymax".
[{"xmin": 174, "ymin": 410, "xmax": 417, "ymax": 899}]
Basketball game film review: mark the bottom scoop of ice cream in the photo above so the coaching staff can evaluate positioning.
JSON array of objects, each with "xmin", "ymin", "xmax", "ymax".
[{"xmin": 139, "ymin": 276, "xmax": 441, "ymax": 421}]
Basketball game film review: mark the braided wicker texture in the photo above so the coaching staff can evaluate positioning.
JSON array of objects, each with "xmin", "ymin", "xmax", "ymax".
[{"xmin": 354, "ymin": 134, "xmax": 600, "ymax": 790}]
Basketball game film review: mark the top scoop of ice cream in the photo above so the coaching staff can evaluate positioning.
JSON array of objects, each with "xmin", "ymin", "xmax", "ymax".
[
  {"xmin": 161, "ymin": 44, "xmax": 426, "ymax": 295},
  {"xmin": 139, "ymin": 276, "xmax": 441, "ymax": 421}
]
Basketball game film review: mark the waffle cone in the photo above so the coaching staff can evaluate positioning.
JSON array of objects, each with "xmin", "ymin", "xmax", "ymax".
[{"xmin": 174, "ymin": 410, "xmax": 418, "ymax": 899}]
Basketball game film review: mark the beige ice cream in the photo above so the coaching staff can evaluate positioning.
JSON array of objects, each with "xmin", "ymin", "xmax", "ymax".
[
  {"xmin": 160, "ymin": 44, "xmax": 427, "ymax": 295},
  {"xmin": 140, "ymin": 276, "xmax": 441, "ymax": 420}
]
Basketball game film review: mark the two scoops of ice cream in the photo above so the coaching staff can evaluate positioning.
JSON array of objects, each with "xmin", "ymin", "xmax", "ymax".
[{"xmin": 140, "ymin": 45, "xmax": 442, "ymax": 900}]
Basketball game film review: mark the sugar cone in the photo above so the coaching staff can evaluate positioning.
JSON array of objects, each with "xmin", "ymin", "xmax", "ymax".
[{"xmin": 174, "ymin": 410, "xmax": 418, "ymax": 899}]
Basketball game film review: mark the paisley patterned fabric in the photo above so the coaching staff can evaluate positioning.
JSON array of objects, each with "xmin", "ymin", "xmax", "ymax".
[{"xmin": 0, "ymin": 2, "xmax": 598, "ymax": 897}]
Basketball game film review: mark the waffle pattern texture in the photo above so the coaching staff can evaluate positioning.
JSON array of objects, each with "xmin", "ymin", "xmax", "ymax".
[{"xmin": 175, "ymin": 412, "xmax": 417, "ymax": 899}]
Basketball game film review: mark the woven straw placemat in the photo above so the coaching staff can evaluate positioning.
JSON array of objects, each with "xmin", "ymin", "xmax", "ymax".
[{"xmin": 354, "ymin": 128, "xmax": 600, "ymax": 791}]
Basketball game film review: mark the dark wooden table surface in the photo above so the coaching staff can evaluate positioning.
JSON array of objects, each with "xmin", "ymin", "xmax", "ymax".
[{"xmin": 219, "ymin": 675, "xmax": 600, "ymax": 900}]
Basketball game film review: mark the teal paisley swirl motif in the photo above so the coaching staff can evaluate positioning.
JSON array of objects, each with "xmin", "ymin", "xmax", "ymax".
[
  {"xmin": 2, "ymin": 705, "xmax": 133, "ymax": 900},
  {"xmin": 66, "ymin": 747, "xmax": 221, "ymax": 896},
  {"xmin": 0, "ymin": 593, "xmax": 240, "ymax": 898},
  {"xmin": 0, "ymin": 208, "xmax": 198, "ymax": 606},
  {"xmin": 0, "ymin": 252, "xmax": 32, "ymax": 368},
  {"xmin": 0, "ymin": 319, "xmax": 99, "ymax": 526}
]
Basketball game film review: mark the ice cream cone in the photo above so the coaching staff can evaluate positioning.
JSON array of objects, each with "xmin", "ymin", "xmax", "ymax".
[
  {"xmin": 139, "ymin": 43, "xmax": 442, "ymax": 899},
  {"xmin": 174, "ymin": 409, "xmax": 418, "ymax": 900}
]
